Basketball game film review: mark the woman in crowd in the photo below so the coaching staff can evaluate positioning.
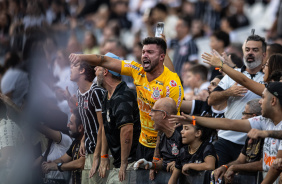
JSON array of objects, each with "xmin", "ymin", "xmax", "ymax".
[{"xmin": 168, "ymin": 123, "xmax": 217, "ymax": 184}]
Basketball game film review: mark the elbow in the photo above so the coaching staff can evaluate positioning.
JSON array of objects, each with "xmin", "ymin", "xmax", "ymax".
[
  {"xmin": 79, "ymin": 159, "xmax": 85, "ymax": 170},
  {"xmin": 207, "ymin": 95, "xmax": 216, "ymax": 106},
  {"xmin": 205, "ymin": 164, "xmax": 215, "ymax": 171}
]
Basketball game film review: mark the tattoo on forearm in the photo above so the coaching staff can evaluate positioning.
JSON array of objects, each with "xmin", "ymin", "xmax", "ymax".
[
  {"xmin": 269, "ymin": 131, "xmax": 282, "ymax": 139},
  {"xmin": 124, "ymin": 139, "xmax": 130, "ymax": 144},
  {"xmin": 96, "ymin": 55, "xmax": 105, "ymax": 65}
]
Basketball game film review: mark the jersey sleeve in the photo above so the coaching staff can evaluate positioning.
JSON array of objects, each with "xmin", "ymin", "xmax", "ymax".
[
  {"xmin": 116, "ymin": 91, "xmax": 137, "ymax": 129},
  {"xmin": 217, "ymin": 74, "xmax": 233, "ymax": 90},
  {"xmin": 191, "ymin": 100, "xmax": 205, "ymax": 115},
  {"xmin": 248, "ymin": 116, "xmax": 264, "ymax": 130},
  {"xmin": 166, "ymin": 74, "xmax": 184, "ymax": 114},
  {"xmin": 120, "ymin": 60, "xmax": 142, "ymax": 78},
  {"xmin": 90, "ymin": 87, "xmax": 104, "ymax": 112},
  {"xmin": 203, "ymin": 144, "xmax": 217, "ymax": 164}
]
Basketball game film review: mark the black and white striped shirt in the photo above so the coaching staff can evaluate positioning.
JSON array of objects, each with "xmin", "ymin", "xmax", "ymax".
[{"xmin": 77, "ymin": 83, "xmax": 105, "ymax": 154}]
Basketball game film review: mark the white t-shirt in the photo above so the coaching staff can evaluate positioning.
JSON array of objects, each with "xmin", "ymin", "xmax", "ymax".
[
  {"xmin": 249, "ymin": 116, "xmax": 282, "ymax": 171},
  {"xmin": 43, "ymin": 132, "xmax": 72, "ymax": 179},
  {"xmin": 0, "ymin": 118, "xmax": 22, "ymax": 150},
  {"xmin": 217, "ymin": 68, "xmax": 264, "ymax": 144}
]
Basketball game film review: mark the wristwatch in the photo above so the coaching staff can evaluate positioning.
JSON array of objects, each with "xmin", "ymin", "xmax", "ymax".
[{"xmin": 57, "ymin": 163, "xmax": 63, "ymax": 172}]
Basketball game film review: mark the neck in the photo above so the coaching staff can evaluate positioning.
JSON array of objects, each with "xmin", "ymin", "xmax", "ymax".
[
  {"xmin": 162, "ymin": 126, "xmax": 175, "ymax": 138},
  {"xmin": 77, "ymin": 79, "xmax": 92, "ymax": 93},
  {"xmin": 189, "ymin": 139, "xmax": 202, "ymax": 154},
  {"xmin": 104, "ymin": 79, "xmax": 121, "ymax": 99},
  {"xmin": 271, "ymin": 109, "xmax": 282, "ymax": 125},
  {"xmin": 246, "ymin": 64, "xmax": 262, "ymax": 74},
  {"xmin": 146, "ymin": 64, "xmax": 164, "ymax": 82}
]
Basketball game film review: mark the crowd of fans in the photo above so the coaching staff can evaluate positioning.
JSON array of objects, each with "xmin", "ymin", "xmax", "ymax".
[{"xmin": 1, "ymin": 0, "xmax": 282, "ymax": 184}]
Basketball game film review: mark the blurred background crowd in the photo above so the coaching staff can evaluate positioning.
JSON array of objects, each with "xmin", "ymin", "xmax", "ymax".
[{"xmin": 0, "ymin": 0, "xmax": 282, "ymax": 183}]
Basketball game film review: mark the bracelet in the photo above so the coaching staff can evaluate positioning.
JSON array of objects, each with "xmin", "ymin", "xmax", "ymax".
[
  {"xmin": 215, "ymin": 59, "xmax": 224, "ymax": 72},
  {"xmin": 101, "ymin": 154, "xmax": 109, "ymax": 158},
  {"xmin": 153, "ymin": 157, "xmax": 160, "ymax": 161},
  {"xmin": 222, "ymin": 165, "xmax": 228, "ymax": 169},
  {"xmin": 192, "ymin": 116, "xmax": 196, "ymax": 126}
]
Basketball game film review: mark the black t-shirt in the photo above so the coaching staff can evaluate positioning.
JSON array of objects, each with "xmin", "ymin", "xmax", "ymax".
[
  {"xmin": 241, "ymin": 138, "xmax": 264, "ymax": 163},
  {"xmin": 66, "ymin": 139, "xmax": 81, "ymax": 184},
  {"xmin": 102, "ymin": 81, "xmax": 140, "ymax": 168},
  {"xmin": 159, "ymin": 130, "xmax": 183, "ymax": 170},
  {"xmin": 175, "ymin": 141, "xmax": 218, "ymax": 172},
  {"xmin": 191, "ymin": 100, "xmax": 225, "ymax": 118}
]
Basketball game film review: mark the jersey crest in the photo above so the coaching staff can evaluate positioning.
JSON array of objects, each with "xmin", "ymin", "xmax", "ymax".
[
  {"xmin": 84, "ymin": 100, "xmax": 88, "ymax": 109},
  {"xmin": 171, "ymin": 143, "xmax": 179, "ymax": 156},
  {"xmin": 151, "ymin": 87, "xmax": 162, "ymax": 100}
]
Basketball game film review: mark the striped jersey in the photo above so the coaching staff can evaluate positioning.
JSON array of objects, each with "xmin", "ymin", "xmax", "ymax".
[{"xmin": 77, "ymin": 83, "xmax": 105, "ymax": 154}]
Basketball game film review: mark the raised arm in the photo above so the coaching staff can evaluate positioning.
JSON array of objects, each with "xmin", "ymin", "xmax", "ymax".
[
  {"xmin": 208, "ymin": 82, "xmax": 248, "ymax": 106},
  {"xmin": 202, "ymin": 52, "xmax": 265, "ymax": 96},
  {"xmin": 169, "ymin": 113, "xmax": 252, "ymax": 133},
  {"xmin": 69, "ymin": 54, "xmax": 122, "ymax": 74}
]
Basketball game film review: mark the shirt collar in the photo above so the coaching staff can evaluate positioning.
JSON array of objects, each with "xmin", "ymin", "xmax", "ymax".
[{"xmin": 179, "ymin": 35, "xmax": 192, "ymax": 46}]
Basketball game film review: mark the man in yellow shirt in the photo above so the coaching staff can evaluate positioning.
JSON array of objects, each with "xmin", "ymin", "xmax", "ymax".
[{"xmin": 69, "ymin": 37, "xmax": 184, "ymax": 161}]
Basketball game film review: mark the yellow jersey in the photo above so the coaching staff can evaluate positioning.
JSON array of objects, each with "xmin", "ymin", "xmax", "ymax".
[{"xmin": 121, "ymin": 60, "xmax": 184, "ymax": 148}]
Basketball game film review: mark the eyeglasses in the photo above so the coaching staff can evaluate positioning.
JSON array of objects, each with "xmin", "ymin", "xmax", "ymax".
[
  {"xmin": 242, "ymin": 112, "xmax": 257, "ymax": 116},
  {"xmin": 262, "ymin": 63, "xmax": 268, "ymax": 68},
  {"xmin": 150, "ymin": 109, "xmax": 168, "ymax": 116}
]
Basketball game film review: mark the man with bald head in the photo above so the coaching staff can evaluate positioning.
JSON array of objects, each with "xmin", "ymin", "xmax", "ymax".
[{"xmin": 134, "ymin": 97, "xmax": 182, "ymax": 182}]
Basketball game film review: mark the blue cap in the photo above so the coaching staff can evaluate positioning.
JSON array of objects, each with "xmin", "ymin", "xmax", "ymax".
[{"xmin": 105, "ymin": 52, "xmax": 122, "ymax": 77}]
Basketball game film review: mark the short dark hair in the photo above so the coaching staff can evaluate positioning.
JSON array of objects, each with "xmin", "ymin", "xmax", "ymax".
[
  {"xmin": 179, "ymin": 16, "xmax": 192, "ymax": 28},
  {"xmin": 72, "ymin": 108, "xmax": 82, "ymax": 127},
  {"xmin": 214, "ymin": 75, "xmax": 224, "ymax": 80},
  {"xmin": 188, "ymin": 64, "xmax": 208, "ymax": 81},
  {"xmin": 230, "ymin": 53, "xmax": 243, "ymax": 68},
  {"xmin": 195, "ymin": 124, "xmax": 214, "ymax": 142},
  {"xmin": 142, "ymin": 37, "xmax": 167, "ymax": 55},
  {"xmin": 246, "ymin": 34, "xmax": 267, "ymax": 52},
  {"xmin": 80, "ymin": 62, "xmax": 95, "ymax": 82},
  {"xmin": 212, "ymin": 30, "xmax": 230, "ymax": 47},
  {"xmin": 154, "ymin": 3, "xmax": 168, "ymax": 14},
  {"xmin": 268, "ymin": 43, "xmax": 282, "ymax": 57},
  {"xmin": 225, "ymin": 15, "xmax": 238, "ymax": 30}
]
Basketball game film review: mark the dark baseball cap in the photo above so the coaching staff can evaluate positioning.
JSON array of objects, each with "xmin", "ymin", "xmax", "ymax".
[{"xmin": 266, "ymin": 82, "xmax": 282, "ymax": 100}]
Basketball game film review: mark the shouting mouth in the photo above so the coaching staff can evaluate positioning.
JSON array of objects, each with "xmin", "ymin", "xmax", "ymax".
[
  {"xmin": 143, "ymin": 59, "xmax": 151, "ymax": 68},
  {"xmin": 246, "ymin": 56, "xmax": 255, "ymax": 62}
]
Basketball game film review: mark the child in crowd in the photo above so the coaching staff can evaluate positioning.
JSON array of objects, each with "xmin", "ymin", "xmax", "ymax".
[
  {"xmin": 184, "ymin": 64, "xmax": 209, "ymax": 101},
  {"xmin": 168, "ymin": 123, "xmax": 217, "ymax": 184}
]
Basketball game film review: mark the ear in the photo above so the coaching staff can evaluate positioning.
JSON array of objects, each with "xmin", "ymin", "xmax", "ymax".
[
  {"xmin": 104, "ymin": 69, "xmax": 109, "ymax": 76},
  {"xmin": 271, "ymin": 96, "xmax": 277, "ymax": 106},
  {"xmin": 262, "ymin": 52, "xmax": 266, "ymax": 59},
  {"xmin": 160, "ymin": 53, "xmax": 165, "ymax": 62},
  {"xmin": 78, "ymin": 124, "xmax": 84, "ymax": 133},
  {"xmin": 195, "ymin": 129, "xmax": 202, "ymax": 139},
  {"xmin": 79, "ymin": 67, "xmax": 85, "ymax": 75}
]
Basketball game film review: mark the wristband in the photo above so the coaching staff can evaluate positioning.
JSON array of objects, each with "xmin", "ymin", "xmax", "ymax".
[
  {"xmin": 153, "ymin": 157, "xmax": 160, "ymax": 161},
  {"xmin": 222, "ymin": 165, "xmax": 228, "ymax": 169},
  {"xmin": 101, "ymin": 154, "xmax": 109, "ymax": 158},
  {"xmin": 192, "ymin": 116, "xmax": 196, "ymax": 126}
]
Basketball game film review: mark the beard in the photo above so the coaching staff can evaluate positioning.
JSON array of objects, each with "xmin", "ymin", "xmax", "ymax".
[
  {"xmin": 69, "ymin": 131, "xmax": 80, "ymax": 139},
  {"xmin": 243, "ymin": 56, "xmax": 262, "ymax": 69},
  {"xmin": 96, "ymin": 74, "xmax": 104, "ymax": 87}
]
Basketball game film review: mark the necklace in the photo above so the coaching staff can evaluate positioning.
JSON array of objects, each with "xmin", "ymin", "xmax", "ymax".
[{"xmin": 188, "ymin": 142, "xmax": 202, "ymax": 155}]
